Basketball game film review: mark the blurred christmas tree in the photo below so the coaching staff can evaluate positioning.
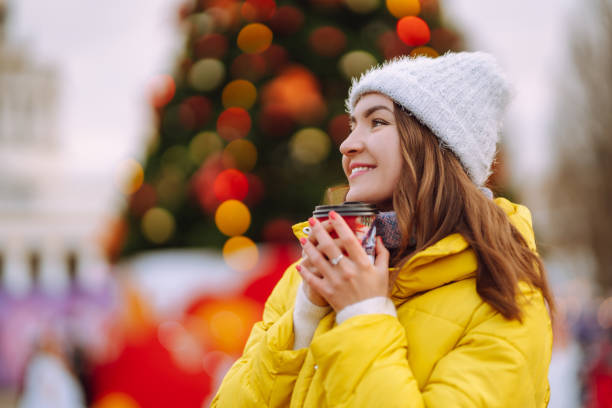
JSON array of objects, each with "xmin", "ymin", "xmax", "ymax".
[{"xmin": 115, "ymin": 0, "xmax": 463, "ymax": 262}]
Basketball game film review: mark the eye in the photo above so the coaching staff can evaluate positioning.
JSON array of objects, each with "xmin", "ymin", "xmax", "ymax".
[{"xmin": 372, "ymin": 119, "xmax": 388, "ymax": 128}]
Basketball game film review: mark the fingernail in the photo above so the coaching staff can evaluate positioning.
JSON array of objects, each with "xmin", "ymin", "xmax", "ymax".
[
  {"xmin": 329, "ymin": 211, "xmax": 337, "ymax": 220},
  {"xmin": 296, "ymin": 264, "xmax": 302, "ymax": 271},
  {"xmin": 308, "ymin": 217, "xmax": 316, "ymax": 226},
  {"xmin": 300, "ymin": 237, "xmax": 307, "ymax": 245}
]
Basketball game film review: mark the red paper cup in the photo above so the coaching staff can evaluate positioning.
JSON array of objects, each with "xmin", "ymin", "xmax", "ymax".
[{"xmin": 311, "ymin": 202, "xmax": 378, "ymax": 263}]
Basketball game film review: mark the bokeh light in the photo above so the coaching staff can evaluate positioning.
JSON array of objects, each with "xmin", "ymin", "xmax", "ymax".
[
  {"xmin": 150, "ymin": 74, "xmax": 175, "ymax": 109},
  {"xmin": 410, "ymin": 46, "xmax": 439, "ymax": 58},
  {"xmin": 129, "ymin": 183, "xmax": 157, "ymax": 217},
  {"xmin": 206, "ymin": 4, "xmax": 242, "ymax": 32},
  {"xmin": 217, "ymin": 107, "xmax": 252, "ymax": 141},
  {"xmin": 261, "ymin": 66, "xmax": 326, "ymax": 124},
  {"xmin": 241, "ymin": 0, "xmax": 276, "ymax": 21},
  {"xmin": 189, "ymin": 131, "xmax": 223, "ymax": 164},
  {"xmin": 237, "ymin": 23, "xmax": 273, "ymax": 54},
  {"xmin": 188, "ymin": 58, "xmax": 225, "ymax": 91},
  {"xmin": 222, "ymin": 79, "xmax": 257, "ymax": 109},
  {"xmin": 262, "ymin": 44, "xmax": 289, "ymax": 75},
  {"xmin": 328, "ymin": 113, "xmax": 351, "ymax": 145},
  {"xmin": 222, "ymin": 139, "xmax": 258, "ymax": 172},
  {"xmin": 377, "ymin": 30, "xmax": 411, "ymax": 59},
  {"xmin": 258, "ymin": 105, "xmax": 295, "ymax": 138},
  {"xmin": 262, "ymin": 218, "xmax": 294, "ymax": 242},
  {"xmin": 222, "ymin": 236, "xmax": 259, "ymax": 272},
  {"xmin": 230, "ymin": 53, "xmax": 268, "ymax": 82},
  {"xmin": 178, "ymin": 95, "xmax": 213, "ymax": 130},
  {"xmin": 339, "ymin": 50, "xmax": 377, "ymax": 79},
  {"xmin": 156, "ymin": 167, "xmax": 185, "ymax": 210},
  {"xmin": 116, "ymin": 158, "xmax": 144, "ymax": 195},
  {"xmin": 194, "ymin": 33, "xmax": 229, "ymax": 60},
  {"xmin": 141, "ymin": 207, "xmax": 176, "ymax": 244},
  {"xmin": 309, "ymin": 26, "xmax": 347, "ymax": 57},
  {"xmin": 267, "ymin": 6, "xmax": 304, "ymax": 36},
  {"xmin": 386, "ymin": 0, "xmax": 420, "ymax": 18},
  {"xmin": 244, "ymin": 173, "xmax": 264, "ymax": 206},
  {"xmin": 92, "ymin": 392, "xmax": 141, "ymax": 408},
  {"xmin": 397, "ymin": 16, "xmax": 431, "ymax": 47},
  {"xmin": 290, "ymin": 127, "xmax": 331, "ymax": 165},
  {"xmin": 215, "ymin": 199, "xmax": 251, "ymax": 236},
  {"xmin": 192, "ymin": 153, "xmax": 225, "ymax": 214},
  {"xmin": 161, "ymin": 144, "xmax": 190, "ymax": 173},
  {"xmin": 188, "ymin": 298, "xmax": 262, "ymax": 354},
  {"xmin": 346, "ymin": 0, "xmax": 380, "ymax": 14},
  {"xmin": 213, "ymin": 169, "xmax": 249, "ymax": 201},
  {"xmin": 189, "ymin": 12, "xmax": 215, "ymax": 37}
]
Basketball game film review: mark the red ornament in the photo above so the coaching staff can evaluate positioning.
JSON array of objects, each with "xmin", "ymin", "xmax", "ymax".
[
  {"xmin": 267, "ymin": 6, "xmax": 304, "ymax": 36},
  {"xmin": 397, "ymin": 16, "xmax": 431, "ymax": 47},
  {"xmin": 191, "ymin": 153, "xmax": 225, "ymax": 214},
  {"xmin": 194, "ymin": 33, "xmax": 229, "ymax": 60},
  {"xmin": 241, "ymin": 0, "xmax": 276, "ymax": 21},
  {"xmin": 217, "ymin": 108, "xmax": 252, "ymax": 141},
  {"xmin": 213, "ymin": 169, "xmax": 249, "ymax": 201},
  {"xmin": 309, "ymin": 26, "xmax": 347, "ymax": 57},
  {"xmin": 179, "ymin": 96, "xmax": 212, "ymax": 130},
  {"xmin": 231, "ymin": 53, "xmax": 268, "ymax": 82}
]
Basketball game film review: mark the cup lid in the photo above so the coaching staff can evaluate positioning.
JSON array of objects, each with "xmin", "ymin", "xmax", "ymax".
[{"xmin": 313, "ymin": 201, "xmax": 378, "ymax": 217}]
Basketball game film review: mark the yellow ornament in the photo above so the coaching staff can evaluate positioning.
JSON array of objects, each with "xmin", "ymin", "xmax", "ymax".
[
  {"xmin": 215, "ymin": 199, "xmax": 251, "ymax": 236},
  {"xmin": 386, "ymin": 0, "xmax": 420, "ymax": 18},
  {"xmin": 237, "ymin": 23, "xmax": 273, "ymax": 54},
  {"xmin": 410, "ymin": 46, "xmax": 439, "ymax": 58},
  {"xmin": 222, "ymin": 79, "xmax": 257, "ymax": 109},
  {"xmin": 141, "ymin": 207, "xmax": 175, "ymax": 244}
]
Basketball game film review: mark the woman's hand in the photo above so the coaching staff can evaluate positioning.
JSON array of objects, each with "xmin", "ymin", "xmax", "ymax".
[
  {"xmin": 297, "ymin": 257, "xmax": 328, "ymax": 307},
  {"xmin": 296, "ymin": 211, "xmax": 391, "ymax": 312}
]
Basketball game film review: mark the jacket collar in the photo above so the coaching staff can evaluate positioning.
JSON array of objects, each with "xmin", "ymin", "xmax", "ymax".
[{"xmin": 291, "ymin": 197, "xmax": 535, "ymax": 302}]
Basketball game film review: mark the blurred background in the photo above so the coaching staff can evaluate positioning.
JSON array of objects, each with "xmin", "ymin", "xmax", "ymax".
[{"xmin": 0, "ymin": 0, "xmax": 610, "ymax": 406}]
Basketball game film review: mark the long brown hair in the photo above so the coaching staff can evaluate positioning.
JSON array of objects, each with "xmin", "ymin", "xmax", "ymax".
[{"xmin": 392, "ymin": 103, "xmax": 554, "ymax": 321}]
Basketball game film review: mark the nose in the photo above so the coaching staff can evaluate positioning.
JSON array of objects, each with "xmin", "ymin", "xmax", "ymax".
[{"xmin": 339, "ymin": 128, "xmax": 364, "ymax": 156}]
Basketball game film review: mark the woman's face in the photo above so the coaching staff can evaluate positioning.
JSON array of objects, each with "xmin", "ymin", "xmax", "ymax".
[{"xmin": 340, "ymin": 93, "xmax": 403, "ymax": 208}]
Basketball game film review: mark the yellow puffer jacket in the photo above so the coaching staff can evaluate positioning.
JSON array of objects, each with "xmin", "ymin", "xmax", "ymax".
[{"xmin": 211, "ymin": 198, "xmax": 553, "ymax": 407}]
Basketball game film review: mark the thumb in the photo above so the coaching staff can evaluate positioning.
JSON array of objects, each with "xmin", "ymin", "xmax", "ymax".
[{"xmin": 374, "ymin": 236, "xmax": 390, "ymax": 269}]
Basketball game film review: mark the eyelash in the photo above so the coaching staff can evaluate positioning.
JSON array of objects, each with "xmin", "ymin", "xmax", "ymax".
[{"xmin": 349, "ymin": 119, "xmax": 387, "ymax": 132}]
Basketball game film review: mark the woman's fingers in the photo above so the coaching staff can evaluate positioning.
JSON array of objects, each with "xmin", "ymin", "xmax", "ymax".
[
  {"xmin": 374, "ymin": 236, "xmax": 390, "ymax": 269},
  {"xmin": 328, "ymin": 211, "xmax": 370, "ymax": 266},
  {"xmin": 307, "ymin": 218, "xmax": 345, "ymax": 264},
  {"xmin": 300, "ymin": 253, "xmax": 322, "ymax": 278},
  {"xmin": 296, "ymin": 257, "xmax": 328, "ymax": 296}
]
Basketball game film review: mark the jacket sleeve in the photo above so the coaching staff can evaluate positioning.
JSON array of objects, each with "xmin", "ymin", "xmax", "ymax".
[
  {"xmin": 211, "ymin": 263, "xmax": 309, "ymax": 407},
  {"xmin": 309, "ymin": 308, "xmax": 547, "ymax": 408}
]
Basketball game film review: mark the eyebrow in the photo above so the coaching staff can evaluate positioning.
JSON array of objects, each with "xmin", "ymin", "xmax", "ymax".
[{"xmin": 349, "ymin": 105, "xmax": 393, "ymax": 123}]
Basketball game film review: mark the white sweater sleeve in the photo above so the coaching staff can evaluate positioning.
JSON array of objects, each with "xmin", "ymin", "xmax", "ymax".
[
  {"xmin": 335, "ymin": 296, "xmax": 397, "ymax": 325},
  {"xmin": 292, "ymin": 282, "xmax": 331, "ymax": 350}
]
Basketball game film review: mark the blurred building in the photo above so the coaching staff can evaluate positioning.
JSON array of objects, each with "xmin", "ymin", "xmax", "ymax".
[{"xmin": 0, "ymin": 0, "xmax": 108, "ymax": 297}]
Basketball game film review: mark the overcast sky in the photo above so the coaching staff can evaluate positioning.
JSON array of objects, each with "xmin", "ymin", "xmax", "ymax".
[{"xmin": 7, "ymin": 0, "xmax": 576, "ymax": 206}]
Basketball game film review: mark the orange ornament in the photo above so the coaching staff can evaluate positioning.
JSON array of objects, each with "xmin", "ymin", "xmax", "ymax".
[{"xmin": 397, "ymin": 16, "xmax": 430, "ymax": 47}]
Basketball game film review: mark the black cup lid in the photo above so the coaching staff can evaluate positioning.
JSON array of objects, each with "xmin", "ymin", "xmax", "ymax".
[{"xmin": 313, "ymin": 201, "xmax": 378, "ymax": 217}]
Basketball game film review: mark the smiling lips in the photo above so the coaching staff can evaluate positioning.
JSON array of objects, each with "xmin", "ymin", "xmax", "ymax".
[{"xmin": 349, "ymin": 164, "xmax": 376, "ymax": 179}]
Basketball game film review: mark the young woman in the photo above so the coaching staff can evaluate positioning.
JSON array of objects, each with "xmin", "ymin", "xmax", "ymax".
[{"xmin": 212, "ymin": 51, "xmax": 554, "ymax": 407}]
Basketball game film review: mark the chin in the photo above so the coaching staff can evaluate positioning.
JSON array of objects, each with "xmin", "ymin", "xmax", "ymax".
[{"xmin": 345, "ymin": 189, "xmax": 393, "ymax": 209}]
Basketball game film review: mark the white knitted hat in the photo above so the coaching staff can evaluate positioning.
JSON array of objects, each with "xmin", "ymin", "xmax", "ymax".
[{"xmin": 345, "ymin": 51, "xmax": 512, "ymax": 187}]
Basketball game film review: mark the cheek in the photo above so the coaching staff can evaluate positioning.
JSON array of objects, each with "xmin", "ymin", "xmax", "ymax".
[{"xmin": 341, "ymin": 156, "xmax": 350, "ymax": 176}]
